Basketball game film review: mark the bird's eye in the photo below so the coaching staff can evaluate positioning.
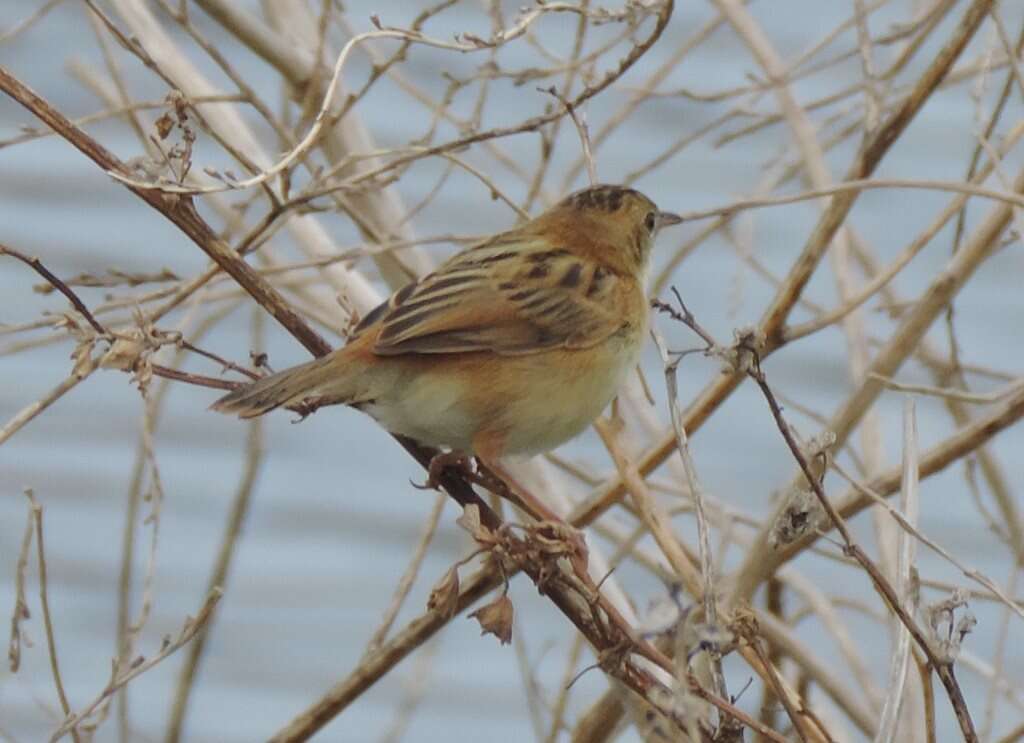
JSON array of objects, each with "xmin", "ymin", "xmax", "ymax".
[{"xmin": 644, "ymin": 211, "xmax": 657, "ymax": 232}]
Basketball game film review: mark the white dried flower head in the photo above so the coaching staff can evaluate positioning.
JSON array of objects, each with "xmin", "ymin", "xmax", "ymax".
[{"xmin": 769, "ymin": 487, "xmax": 829, "ymax": 548}]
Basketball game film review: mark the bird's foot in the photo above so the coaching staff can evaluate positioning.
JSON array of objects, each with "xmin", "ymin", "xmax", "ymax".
[{"xmin": 413, "ymin": 451, "xmax": 475, "ymax": 490}]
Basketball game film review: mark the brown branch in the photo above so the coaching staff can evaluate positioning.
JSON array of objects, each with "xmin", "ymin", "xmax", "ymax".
[
  {"xmin": 6, "ymin": 498, "xmax": 33, "ymax": 673},
  {"xmin": 753, "ymin": 383, "xmax": 1024, "ymax": 588},
  {"xmin": 24, "ymin": 490, "xmax": 81, "ymax": 743},
  {"xmin": 0, "ymin": 62, "xmax": 496, "ymax": 526},
  {"xmin": 0, "ymin": 48, "xmax": 785, "ymax": 743},
  {"xmin": 0, "ymin": 67, "xmax": 326, "ymax": 356},
  {"xmin": 744, "ymin": 632, "xmax": 813, "ymax": 743},
  {"xmin": 0, "ymin": 366, "xmax": 96, "ymax": 447},
  {"xmin": 6, "ymin": 4, "xmax": 1014, "ymax": 743},
  {"xmin": 164, "ymin": 414, "xmax": 264, "ymax": 742},
  {"xmin": 0, "ymin": 244, "xmax": 108, "ymax": 335},
  {"xmin": 563, "ymin": 0, "xmax": 996, "ymax": 580},
  {"xmin": 271, "ymin": 533, "xmax": 786, "ymax": 743},
  {"xmin": 540, "ymin": 85, "xmax": 597, "ymax": 185},
  {"xmin": 149, "ymin": 364, "xmax": 240, "ymax": 391},
  {"xmin": 177, "ymin": 340, "xmax": 261, "ymax": 380},
  {"xmin": 270, "ymin": 503, "xmax": 790, "ymax": 743},
  {"xmin": 758, "ymin": 0, "xmax": 995, "ymax": 345},
  {"xmin": 280, "ymin": 0, "xmax": 676, "ymax": 206},
  {"xmin": 658, "ymin": 296, "xmax": 979, "ymax": 742},
  {"xmin": 1, "ymin": 239, "xmax": 252, "ymax": 394},
  {"xmin": 52, "ymin": 590, "xmax": 223, "ymax": 741}
]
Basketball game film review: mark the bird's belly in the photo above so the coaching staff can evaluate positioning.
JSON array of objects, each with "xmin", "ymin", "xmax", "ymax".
[
  {"xmin": 359, "ymin": 374, "xmax": 480, "ymax": 452},
  {"xmin": 360, "ymin": 329, "xmax": 644, "ymax": 456},
  {"xmin": 499, "ymin": 361, "xmax": 627, "ymax": 455}
]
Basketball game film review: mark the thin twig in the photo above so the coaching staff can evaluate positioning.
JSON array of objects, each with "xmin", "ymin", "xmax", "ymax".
[
  {"xmin": 0, "ymin": 40, "xmax": 781, "ymax": 743},
  {"xmin": 650, "ymin": 327, "xmax": 730, "ymax": 720},
  {"xmin": 164, "ymin": 320, "xmax": 265, "ymax": 743},
  {"xmin": 7, "ymin": 496, "xmax": 35, "ymax": 673},
  {"xmin": 24, "ymin": 490, "xmax": 80, "ymax": 743},
  {"xmin": 658, "ymin": 295, "xmax": 979, "ymax": 741},
  {"xmin": 541, "ymin": 85, "xmax": 597, "ymax": 185},
  {"xmin": 0, "ymin": 364, "xmax": 97, "ymax": 447},
  {"xmin": 669, "ymin": 177, "xmax": 1024, "ymax": 224},
  {"xmin": 1, "ymin": 244, "xmax": 108, "ymax": 335},
  {"xmin": 363, "ymin": 493, "xmax": 446, "ymax": 655},
  {"xmin": 870, "ymin": 373, "xmax": 1024, "ymax": 405},
  {"xmin": 51, "ymin": 590, "xmax": 223, "ymax": 741},
  {"xmin": 875, "ymin": 399, "xmax": 920, "ymax": 743}
]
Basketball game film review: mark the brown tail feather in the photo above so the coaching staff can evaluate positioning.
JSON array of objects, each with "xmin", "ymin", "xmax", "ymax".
[{"xmin": 210, "ymin": 355, "xmax": 340, "ymax": 418}]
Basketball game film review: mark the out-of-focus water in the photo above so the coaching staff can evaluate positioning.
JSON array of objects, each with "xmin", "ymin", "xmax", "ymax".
[{"xmin": 1, "ymin": 2, "xmax": 1022, "ymax": 741}]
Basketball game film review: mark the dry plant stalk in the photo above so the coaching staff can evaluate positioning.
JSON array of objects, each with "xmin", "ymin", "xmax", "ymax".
[{"xmin": 1, "ymin": 1, "xmax": 1022, "ymax": 742}]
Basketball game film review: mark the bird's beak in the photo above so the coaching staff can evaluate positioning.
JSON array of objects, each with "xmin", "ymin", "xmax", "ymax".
[{"xmin": 658, "ymin": 211, "xmax": 683, "ymax": 228}]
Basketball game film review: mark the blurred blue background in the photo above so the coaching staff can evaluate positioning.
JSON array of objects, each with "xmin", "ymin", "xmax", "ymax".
[{"xmin": 1, "ymin": 1, "xmax": 1022, "ymax": 741}]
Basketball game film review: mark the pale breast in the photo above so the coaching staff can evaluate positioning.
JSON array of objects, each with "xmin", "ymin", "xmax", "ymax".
[{"xmin": 496, "ymin": 320, "xmax": 647, "ymax": 455}]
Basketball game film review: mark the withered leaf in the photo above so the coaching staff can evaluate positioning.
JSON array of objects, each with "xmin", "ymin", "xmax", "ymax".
[
  {"xmin": 456, "ymin": 504, "xmax": 494, "ymax": 545},
  {"xmin": 427, "ymin": 567, "xmax": 460, "ymax": 618},
  {"xmin": 469, "ymin": 594, "xmax": 513, "ymax": 645},
  {"xmin": 155, "ymin": 112, "xmax": 174, "ymax": 140}
]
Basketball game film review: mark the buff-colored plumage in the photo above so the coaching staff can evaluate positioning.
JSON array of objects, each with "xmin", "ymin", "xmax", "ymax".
[{"xmin": 211, "ymin": 185, "xmax": 680, "ymax": 460}]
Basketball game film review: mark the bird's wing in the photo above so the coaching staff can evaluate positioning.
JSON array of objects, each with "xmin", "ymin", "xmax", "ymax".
[{"xmin": 355, "ymin": 235, "xmax": 630, "ymax": 357}]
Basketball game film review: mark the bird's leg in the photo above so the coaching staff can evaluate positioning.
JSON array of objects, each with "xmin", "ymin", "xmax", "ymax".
[
  {"xmin": 474, "ymin": 456, "xmax": 563, "ymax": 525},
  {"xmin": 469, "ymin": 432, "xmax": 563, "ymax": 522},
  {"xmin": 414, "ymin": 450, "xmax": 475, "ymax": 491}
]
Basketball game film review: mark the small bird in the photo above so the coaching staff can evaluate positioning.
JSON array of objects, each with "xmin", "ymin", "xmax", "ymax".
[{"xmin": 212, "ymin": 184, "xmax": 680, "ymax": 473}]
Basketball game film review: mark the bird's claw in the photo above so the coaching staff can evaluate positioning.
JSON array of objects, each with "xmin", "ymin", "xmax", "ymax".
[{"xmin": 413, "ymin": 451, "xmax": 475, "ymax": 490}]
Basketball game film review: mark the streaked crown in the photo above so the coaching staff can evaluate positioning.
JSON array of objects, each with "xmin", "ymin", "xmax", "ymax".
[{"xmin": 530, "ymin": 184, "xmax": 679, "ymax": 274}]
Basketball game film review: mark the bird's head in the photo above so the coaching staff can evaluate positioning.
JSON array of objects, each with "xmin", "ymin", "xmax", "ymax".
[{"xmin": 535, "ymin": 184, "xmax": 681, "ymax": 274}]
